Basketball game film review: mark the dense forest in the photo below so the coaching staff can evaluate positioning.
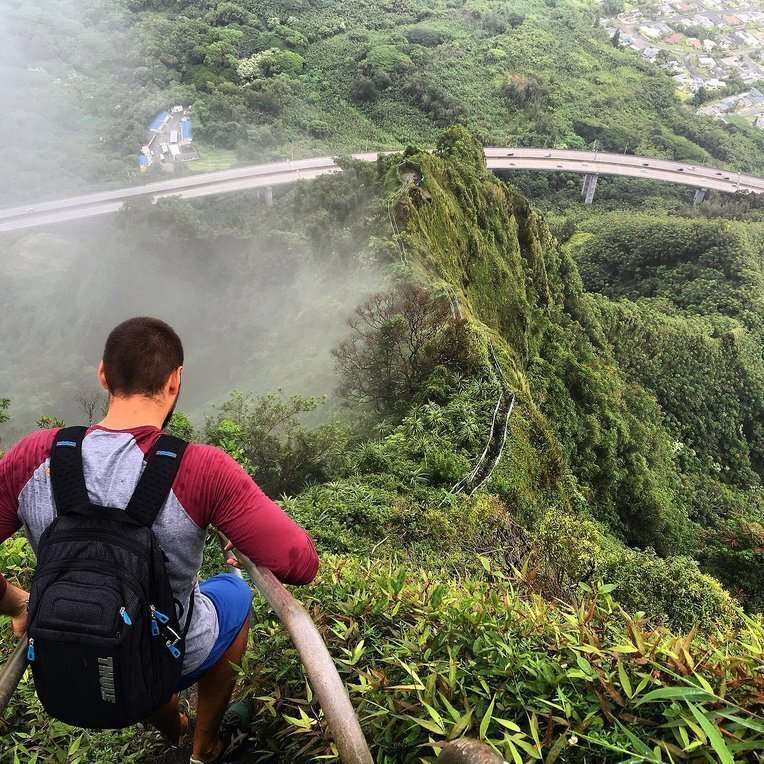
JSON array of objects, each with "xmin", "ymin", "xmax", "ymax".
[{"xmin": 2, "ymin": 0, "xmax": 764, "ymax": 761}]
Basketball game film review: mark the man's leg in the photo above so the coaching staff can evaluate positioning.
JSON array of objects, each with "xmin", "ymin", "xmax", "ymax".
[
  {"xmin": 146, "ymin": 693, "xmax": 189, "ymax": 744},
  {"xmin": 191, "ymin": 618, "xmax": 250, "ymax": 762}
]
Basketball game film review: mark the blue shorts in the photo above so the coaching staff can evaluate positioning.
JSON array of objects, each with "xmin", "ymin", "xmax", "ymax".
[{"xmin": 176, "ymin": 573, "xmax": 252, "ymax": 691}]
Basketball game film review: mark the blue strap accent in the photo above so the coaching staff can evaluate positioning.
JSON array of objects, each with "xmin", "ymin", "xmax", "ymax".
[
  {"xmin": 156, "ymin": 450, "xmax": 177, "ymax": 458},
  {"xmin": 56, "ymin": 441, "xmax": 77, "ymax": 447}
]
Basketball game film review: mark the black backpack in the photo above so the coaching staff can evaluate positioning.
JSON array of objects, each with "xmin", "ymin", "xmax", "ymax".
[{"xmin": 26, "ymin": 426, "xmax": 192, "ymax": 729}]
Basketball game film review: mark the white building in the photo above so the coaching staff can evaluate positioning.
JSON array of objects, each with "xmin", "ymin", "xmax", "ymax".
[{"xmin": 639, "ymin": 25, "xmax": 662, "ymax": 39}]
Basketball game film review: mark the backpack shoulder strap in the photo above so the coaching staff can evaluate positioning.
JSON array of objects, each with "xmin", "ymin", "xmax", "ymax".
[
  {"xmin": 124, "ymin": 435, "xmax": 188, "ymax": 527},
  {"xmin": 50, "ymin": 426, "xmax": 90, "ymax": 516}
]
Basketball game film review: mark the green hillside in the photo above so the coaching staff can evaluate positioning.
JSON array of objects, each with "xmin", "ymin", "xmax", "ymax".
[
  {"xmin": 3, "ymin": 0, "xmax": 764, "ymax": 206},
  {"xmin": 2, "ymin": 128, "xmax": 763, "ymax": 762}
]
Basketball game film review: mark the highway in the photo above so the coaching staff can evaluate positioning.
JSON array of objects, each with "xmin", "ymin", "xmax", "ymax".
[{"xmin": 1, "ymin": 148, "xmax": 761, "ymax": 232}]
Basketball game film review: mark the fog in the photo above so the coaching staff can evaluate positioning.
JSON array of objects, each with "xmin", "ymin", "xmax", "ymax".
[
  {"xmin": 0, "ymin": 1, "xmax": 387, "ymax": 443},
  {"xmin": 0, "ymin": 0, "xmax": 151, "ymax": 205},
  {"xmin": 1, "ymin": 192, "xmax": 386, "ymax": 442}
]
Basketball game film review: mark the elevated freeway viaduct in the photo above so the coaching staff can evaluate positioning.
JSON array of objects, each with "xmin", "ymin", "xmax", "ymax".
[{"xmin": 1, "ymin": 148, "xmax": 762, "ymax": 232}]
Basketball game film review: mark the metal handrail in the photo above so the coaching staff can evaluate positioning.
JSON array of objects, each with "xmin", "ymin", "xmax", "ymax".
[
  {"xmin": 437, "ymin": 739, "xmax": 507, "ymax": 763},
  {"xmin": 0, "ymin": 637, "xmax": 28, "ymax": 716},
  {"xmin": 221, "ymin": 535, "xmax": 373, "ymax": 764},
  {"xmin": 220, "ymin": 538, "xmax": 504, "ymax": 764}
]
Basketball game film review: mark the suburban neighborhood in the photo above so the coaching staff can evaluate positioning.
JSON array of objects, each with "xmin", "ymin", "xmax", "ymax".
[{"xmin": 600, "ymin": 1, "xmax": 764, "ymax": 130}]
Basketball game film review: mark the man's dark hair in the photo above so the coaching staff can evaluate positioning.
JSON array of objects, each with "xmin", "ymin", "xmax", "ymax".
[{"xmin": 102, "ymin": 317, "xmax": 183, "ymax": 397}]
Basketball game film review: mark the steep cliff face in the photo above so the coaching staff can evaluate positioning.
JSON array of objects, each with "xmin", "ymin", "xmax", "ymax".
[
  {"xmin": 383, "ymin": 129, "xmax": 684, "ymax": 548},
  {"xmin": 359, "ymin": 127, "xmax": 763, "ymax": 623}
]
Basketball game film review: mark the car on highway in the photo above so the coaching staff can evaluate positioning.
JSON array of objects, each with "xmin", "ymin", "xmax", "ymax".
[
  {"xmin": 716, "ymin": 172, "xmax": 723, "ymax": 176},
  {"xmin": 642, "ymin": 162, "xmax": 650, "ymax": 167},
  {"xmin": 556, "ymin": 164, "xmax": 563, "ymax": 168},
  {"xmin": 677, "ymin": 168, "xmax": 684, "ymax": 172},
  {"xmin": 544, "ymin": 153, "xmax": 552, "ymax": 157},
  {"xmin": 26, "ymin": 207, "xmax": 33, "ymax": 212},
  {"xmin": 724, "ymin": 176, "xmax": 731, "ymax": 180},
  {"xmin": 641, "ymin": 169, "xmax": 648, "ymax": 174},
  {"xmin": 506, "ymin": 152, "xmax": 514, "ymax": 156}
]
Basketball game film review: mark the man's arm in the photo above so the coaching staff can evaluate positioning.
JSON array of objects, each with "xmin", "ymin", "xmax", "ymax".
[
  {"xmin": 0, "ymin": 440, "xmax": 29, "ymax": 635},
  {"xmin": 0, "ymin": 429, "xmax": 57, "ymax": 635},
  {"xmin": 182, "ymin": 446, "xmax": 318, "ymax": 585}
]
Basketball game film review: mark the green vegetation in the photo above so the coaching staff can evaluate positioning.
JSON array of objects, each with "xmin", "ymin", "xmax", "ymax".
[
  {"xmin": 186, "ymin": 143, "xmax": 238, "ymax": 172},
  {"xmin": 3, "ymin": 129, "xmax": 764, "ymax": 761}
]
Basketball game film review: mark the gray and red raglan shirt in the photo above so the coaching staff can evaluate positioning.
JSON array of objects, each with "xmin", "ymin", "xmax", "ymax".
[{"xmin": 0, "ymin": 426, "xmax": 319, "ymax": 674}]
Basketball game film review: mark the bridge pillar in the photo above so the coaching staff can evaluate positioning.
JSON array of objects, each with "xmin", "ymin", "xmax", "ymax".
[
  {"xmin": 693, "ymin": 187, "xmax": 707, "ymax": 206},
  {"xmin": 581, "ymin": 173, "xmax": 598, "ymax": 204},
  {"xmin": 265, "ymin": 186, "xmax": 273, "ymax": 207}
]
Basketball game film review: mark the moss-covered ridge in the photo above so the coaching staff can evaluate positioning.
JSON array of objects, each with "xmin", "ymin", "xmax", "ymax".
[{"xmin": 335, "ymin": 126, "xmax": 742, "ymax": 627}]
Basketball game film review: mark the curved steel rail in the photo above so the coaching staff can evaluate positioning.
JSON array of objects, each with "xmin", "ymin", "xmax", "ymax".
[
  {"xmin": 222, "ymin": 536, "xmax": 373, "ymax": 764},
  {"xmin": 437, "ymin": 739, "xmax": 507, "ymax": 763},
  {"xmin": 0, "ymin": 637, "xmax": 28, "ymax": 716}
]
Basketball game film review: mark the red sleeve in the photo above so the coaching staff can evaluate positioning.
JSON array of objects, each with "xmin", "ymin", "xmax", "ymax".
[
  {"xmin": 174, "ymin": 445, "xmax": 318, "ymax": 585},
  {"xmin": 0, "ymin": 429, "xmax": 58, "ymax": 598}
]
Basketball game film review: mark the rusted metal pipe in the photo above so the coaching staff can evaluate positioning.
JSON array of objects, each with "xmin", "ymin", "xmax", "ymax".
[
  {"xmin": 221, "ymin": 535, "xmax": 373, "ymax": 764},
  {"xmin": 437, "ymin": 739, "xmax": 507, "ymax": 764},
  {"xmin": 0, "ymin": 637, "xmax": 28, "ymax": 716}
]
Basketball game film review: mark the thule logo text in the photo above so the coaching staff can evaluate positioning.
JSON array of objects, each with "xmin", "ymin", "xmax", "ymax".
[{"xmin": 98, "ymin": 657, "xmax": 116, "ymax": 703}]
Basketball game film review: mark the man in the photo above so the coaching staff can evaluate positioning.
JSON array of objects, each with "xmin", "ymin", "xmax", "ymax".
[{"xmin": 0, "ymin": 317, "xmax": 319, "ymax": 763}]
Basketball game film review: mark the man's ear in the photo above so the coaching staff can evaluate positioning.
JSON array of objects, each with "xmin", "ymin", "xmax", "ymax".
[
  {"xmin": 97, "ymin": 361, "xmax": 110, "ymax": 392},
  {"xmin": 167, "ymin": 367, "xmax": 182, "ymax": 397}
]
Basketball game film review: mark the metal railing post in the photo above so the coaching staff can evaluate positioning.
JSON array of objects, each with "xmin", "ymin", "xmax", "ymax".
[
  {"xmin": 437, "ymin": 739, "xmax": 507, "ymax": 763},
  {"xmin": 0, "ymin": 637, "xmax": 28, "ymax": 716}
]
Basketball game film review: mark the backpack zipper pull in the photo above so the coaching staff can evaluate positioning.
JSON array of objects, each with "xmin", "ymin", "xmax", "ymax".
[
  {"xmin": 150, "ymin": 605, "xmax": 161, "ymax": 635},
  {"xmin": 152, "ymin": 606, "xmax": 170, "ymax": 624},
  {"xmin": 166, "ymin": 640, "xmax": 181, "ymax": 659},
  {"xmin": 27, "ymin": 639, "xmax": 35, "ymax": 662},
  {"xmin": 119, "ymin": 607, "xmax": 133, "ymax": 626}
]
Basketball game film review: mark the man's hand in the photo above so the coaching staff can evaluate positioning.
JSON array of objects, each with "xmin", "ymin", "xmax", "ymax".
[
  {"xmin": 0, "ymin": 582, "xmax": 29, "ymax": 638},
  {"xmin": 224, "ymin": 540, "xmax": 242, "ymax": 570},
  {"xmin": 10, "ymin": 599, "xmax": 28, "ymax": 637}
]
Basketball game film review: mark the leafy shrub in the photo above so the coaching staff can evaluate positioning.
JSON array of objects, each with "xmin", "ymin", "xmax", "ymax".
[
  {"xmin": 332, "ymin": 286, "xmax": 480, "ymax": 415},
  {"xmin": 599, "ymin": 549, "xmax": 738, "ymax": 631},
  {"xmin": 204, "ymin": 391, "xmax": 346, "ymax": 497},
  {"xmin": 405, "ymin": 27, "xmax": 443, "ymax": 48},
  {"xmin": 237, "ymin": 48, "xmax": 304, "ymax": 79},
  {"xmin": 308, "ymin": 119, "xmax": 330, "ymax": 138},
  {"xmin": 403, "ymin": 74, "xmax": 467, "ymax": 127},
  {"xmin": 362, "ymin": 45, "xmax": 413, "ymax": 78},
  {"xmin": 351, "ymin": 77, "xmax": 380, "ymax": 103},
  {"xmin": 699, "ymin": 511, "xmax": 764, "ymax": 612}
]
